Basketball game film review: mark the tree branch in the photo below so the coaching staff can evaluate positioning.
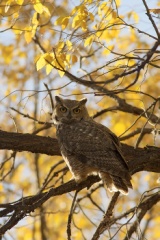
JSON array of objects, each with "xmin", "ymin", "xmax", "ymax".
[
  {"xmin": 0, "ymin": 130, "xmax": 160, "ymax": 174},
  {"xmin": 0, "ymin": 176, "xmax": 100, "ymax": 235}
]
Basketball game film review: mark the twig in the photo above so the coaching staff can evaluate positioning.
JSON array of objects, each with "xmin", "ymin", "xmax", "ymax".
[
  {"xmin": 91, "ymin": 192, "xmax": 120, "ymax": 240},
  {"xmin": 10, "ymin": 107, "xmax": 47, "ymax": 125},
  {"xmin": 142, "ymin": 0, "xmax": 160, "ymax": 38},
  {"xmin": 67, "ymin": 190, "xmax": 79, "ymax": 240},
  {"xmin": 123, "ymin": 189, "xmax": 160, "ymax": 240},
  {"xmin": 43, "ymin": 83, "xmax": 54, "ymax": 114},
  {"xmin": 0, "ymin": 176, "xmax": 100, "ymax": 235}
]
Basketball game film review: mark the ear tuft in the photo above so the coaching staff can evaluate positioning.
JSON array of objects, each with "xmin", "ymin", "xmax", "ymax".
[
  {"xmin": 55, "ymin": 96, "xmax": 63, "ymax": 104},
  {"xmin": 79, "ymin": 98, "xmax": 87, "ymax": 105}
]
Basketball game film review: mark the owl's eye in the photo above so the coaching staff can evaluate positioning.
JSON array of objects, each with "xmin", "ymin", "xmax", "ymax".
[
  {"xmin": 73, "ymin": 108, "xmax": 81, "ymax": 114},
  {"xmin": 60, "ymin": 106, "xmax": 67, "ymax": 113}
]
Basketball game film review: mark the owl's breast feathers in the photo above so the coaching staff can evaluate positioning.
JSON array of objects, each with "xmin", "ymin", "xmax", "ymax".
[{"xmin": 56, "ymin": 120, "xmax": 131, "ymax": 181}]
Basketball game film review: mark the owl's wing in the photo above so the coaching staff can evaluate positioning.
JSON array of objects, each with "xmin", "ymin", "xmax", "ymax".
[{"xmin": 61, "ymin": 120, "xmax": 130, "ymax": 179}]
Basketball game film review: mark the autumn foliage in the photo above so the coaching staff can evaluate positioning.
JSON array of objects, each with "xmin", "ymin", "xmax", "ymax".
[{"xmin": 0, "ymin": 0, "xmax": 160, "ymax": 239}]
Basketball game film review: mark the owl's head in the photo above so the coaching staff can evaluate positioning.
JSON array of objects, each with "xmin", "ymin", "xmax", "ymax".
[{"xmin": 52, "ymin": 96, "xmax": 90, "ymax": 125}]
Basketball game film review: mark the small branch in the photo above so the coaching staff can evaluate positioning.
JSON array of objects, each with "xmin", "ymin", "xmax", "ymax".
[
  {"xmin": 123, "ymin": 189, "xmax": 160, "ymax": 240},
  {"xmin": 43, "ymin": 83, "xmax": 54, "ymax": 114},
  {"xmin": 0, "ymin": 176, "xmax": 100, "ymax": 235},
  {"xmin": 142, "ymin": 0, "xmax": 160, "ymax": 38},
  {"xmin": 119, "ymin": 128, "xmax": 152, "ymax": 141},
  {"xmin": 92, "ymin": 192, "xmax": 120, "ymax": 240},
  {"xmin": 10, "ymin": 107, "xmax": 48, "ymax": 125},
  {"xmin": 67, "ymin": 190, "xmax": 79, "ymax": 240}
]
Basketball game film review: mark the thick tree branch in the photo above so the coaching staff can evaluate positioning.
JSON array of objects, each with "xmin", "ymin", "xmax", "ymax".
[
  {"xmin": 0, "ymin": 130, "xmax": 60, "ymax": 156},
  {"xmin": 0, "ymin": 130, "xmax": 160, "ymax": 175}
]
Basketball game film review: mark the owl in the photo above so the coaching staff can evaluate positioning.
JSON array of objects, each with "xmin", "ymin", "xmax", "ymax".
[{"xmin": 52, "ymin": 96, "xmax": 132, "ymax": 195}]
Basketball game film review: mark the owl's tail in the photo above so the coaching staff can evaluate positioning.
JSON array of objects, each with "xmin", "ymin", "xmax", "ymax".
[{"xmin": 100, "ymin": 172, "xmax": 132, "ymax": 195}]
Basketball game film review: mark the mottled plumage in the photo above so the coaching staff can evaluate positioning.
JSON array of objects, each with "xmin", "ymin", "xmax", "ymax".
[{"xmin": 52, "ymin": 96, "xmax": 132, "ymax": 194}]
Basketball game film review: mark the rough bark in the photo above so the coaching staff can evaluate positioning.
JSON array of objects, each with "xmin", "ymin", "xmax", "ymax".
[{"xmin": 0, "ymin": 130, "xmax": 160, "ymax": 175}]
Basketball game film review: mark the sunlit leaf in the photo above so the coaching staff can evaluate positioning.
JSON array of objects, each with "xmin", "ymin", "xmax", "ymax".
[
  {"xmin": 46, "ymin": 64, "xmax": 53, "ymax": 75},
  {"xmin": 58, "ymin": 69, "xmax": 65, "ymax": 77},
  {"xmin": 84, "ymin": 35, "xmax": 94, "ymax": 47},
  {"xmin": 5, "ymin": 1, "xmax": 11, "ymax": 13},
  {"xmin": 66, "ymin": 54, "xmax": 71, "ymax": 64},
  {"xmin": 13, "ymin": 28, "xmax": 23, "ymax": 34},
  {"xmin": 57, "ymin": 41, "xmax": 65, "ymax": 53},
  {"xmin": 24, "ymin": 27, "xmax": 32, "ymax": 43},
  {"xmin": 13, "ymin": 12, "xmax": 19, "ymax": 19},
  {"xmin": 112, "ymin": 11, "xmax": 117, "ymax": 19},
  {"xmin": 34, "ymin": 2, "xmax": 43, "ymax": 14},
  {"xmin": 44, "ymin": 53, "xmax": 54, "ymax": 63},
  {"xmin": 72, "ymin": 15, "xmax": 80, "ymax": 28},
  {"xmin": 89, "ymin": 12, "xmax": 94, "ymax": 21},
  {"xmin": 66, "ymin": 40, "xmax": 72, "ymax": 50},
  {"xmin": 132, "ymin": 11, "xmax": 139, "ymax": 23},
  {"xmin": 32, "ymin": 12, "xmax": 39, "ymax": 25},
  {"xmin": 72, "ymin": 55, "xmax": 78, "ymax": 64},
  {"xmin": 98, "ymin": 2, "xmax": 109, "ymax": 17},
  {"xmin": 36, "ymin": 56, "xmax": 47, "ymax": 71},
  {"xmin": 16, "ymin": 0, "xmax": 24, "ymax": 5},
  {"xmin": 43, "ymin": 5, "xmax": 51, "ymax": 16},
  {"xmin": 102, "ymin": 45, "xmax": 114, "ymax": 55},
  {"xmin": 55, "ymin": 16, "xmax": 70, "ymax": 29}
]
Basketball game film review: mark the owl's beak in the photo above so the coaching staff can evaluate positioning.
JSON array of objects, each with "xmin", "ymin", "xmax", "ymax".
[{"xmin": 67, "ymin": 112, "xmax": 72, "ymax": 119}]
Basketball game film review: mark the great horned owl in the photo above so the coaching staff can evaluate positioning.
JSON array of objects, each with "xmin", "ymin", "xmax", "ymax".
[{"xmin": 52, "ymin": 96, "xmax": 132, "ymax": 194}]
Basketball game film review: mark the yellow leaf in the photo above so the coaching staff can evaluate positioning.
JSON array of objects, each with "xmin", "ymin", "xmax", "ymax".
[
  {"xmin": 5, "ymin": 1, "xmax": 11, "ymax": 13},
  {"xmin": 55, "ymin": 55, "xmax": 65, "ymax": 69},
  {"xmin": 46, "ymin": 64, "xmax": 53, "ymax": 75},
  {"xmin": 112, "ymin": 11, "xmax": 117, "ymax": 19},
  {"xmin": 34, "ymin": 2, "xmax": 43, "ymax": 14},
  {"xmin": 66, "ymin": 54, "xmax": 71, "ymax": 63},
  {"xmin": 81, "ymin": 21, "xmax": 87, "ymax": 31},
  {"xmin": 102, "ymin": 45, "xmax": 114, "ymax": 55},
  {"xmin": 16, "ymin": 0, "xmax": 24, "ymax": 5},
  {"xmin": 79, "ymin": 5, "xmax": 87, "ymax": 14},
  {"xmin": 32, "ymin": 12, "xmax": 39, "ymax": 25},
  {"xmin": 98, "ymin": 2, "xmax": 109, "ymax": 17},
  {"xmin": 89, "ymin": 12, "xmax": 94, "ymax": 21},
  {"xmin": 58, "ymin": 69, "xmax": 65, "ymax": 77},
  {"xmin": 72, "ymin": 14, "xmax": 87, "ymax": 31},
  {"xmin": 116, "ymin": 0, "xmax": 121, "ymax": 7},
  {"xmin": 84, "ymin": 35, "xmax": 94, "ymax": 47},
  {"xmin": 24, "ymin": 27, "xmax": 32, "ymax": 43},
  {"xmin": 13, "ymin": 12, "xmax": 19, "ymax": 19},
  {"xmin": 54, "ymin": 16, "xmax": 63, "ymax": 25},
  {"xmin": 13, "ymin": 28, "xmax": 22, "ymax": 34},
  {"xmin": 71, "ymin": 6, "xmax": 79, "ymax": 16},
  {"xmin": 114, "ymin": 122, "xmax": 126, "ymax": 135},
  {"xmin": 66, "ymin": 40, "xmax": 72, "ymax": 50},
  {"xmin": 61, "ymin": 17, "xmax": 70, "ymax": 30},
  {"xmin": 57, "ymin": 41, "xmax": 65, "ymax": 53},
  {"xmin": 132, "ymin": 12, "xmax": 139, "ymax": 23},
  {"xmin": 55, "ymin": 16, "xmax": 70, "ymax": 30},
  {"xmin": 44, "ymin": 53, "xmax": 54, "ymax": 63},
  {"xmin": 72, "ymin": 55, "xmax": 78, "ymax": 64},
  {"xmin": 0, "ymin": 184, "xmax": 3, "ymax": 191},
  {"xmin": 72, "ymin": 15, "xmax": 80, "ymax": 28},
  {"xmin": 43, "ymin": 5, "xmax": 51, "ymax": 16},
  {"xmin": 36, "ymin": 56, "xmax": 47, "ymax": 71}
]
